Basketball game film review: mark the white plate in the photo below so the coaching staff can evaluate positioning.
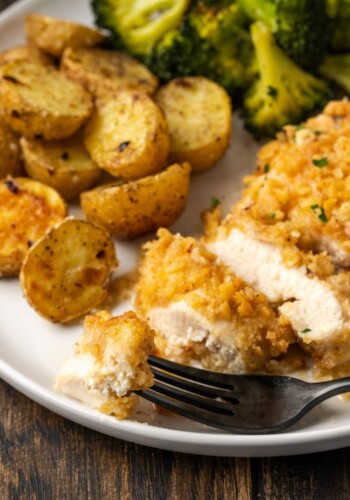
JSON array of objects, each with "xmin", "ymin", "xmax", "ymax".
[{"xmin": 2, "ymin": 0, "xmax": 350, "ymax": 458}]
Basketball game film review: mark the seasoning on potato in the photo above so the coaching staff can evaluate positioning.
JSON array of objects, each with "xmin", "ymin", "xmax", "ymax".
[
  {"xmin": 0, "ymin": 121, "xmax": 22, "ymax": 178},
  {"xmin": 21, "ymin": 132, "xmax": 101, "ymax": 200},
  {"xmin": 20, "ymin": 218, "xmax": 118, "ymax": 323},
  {"xmin": 0, "ymin": 45, "xmax": 53, "ymax": 77},
  {"xmin": 61, "ymin": 47, "xmax": 159, "ymax": 97},
  {"xmin": 0, "ymin": 177, "xmax": 67, "ymax": 276},
  {"xmin": 156, "ymin": 76, "xmax": 232, "ymax": 172},
  {"xmin": 84, "ymin": 88, "xmax": 170, "ymax": 179},
  {"xmin": 0, "ymin": 59, "xmax": 93, "ymax": 141},
  {"xmin": 25, "ymin": 13, "xmax": 106, "ymax": 58},
  {"xmin": 80, "ymin": 162, "xmax": 191, "ymax": 239}
]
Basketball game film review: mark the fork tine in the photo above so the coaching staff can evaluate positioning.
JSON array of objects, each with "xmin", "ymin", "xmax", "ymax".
[
  {"xmin": 151, "ymin": 380, "xmax": 236, "ymax": 415},
  {"xmin": 148, "ymin": 355, "xmax": 233, "ymax": 389},
  {"xmin": 138, "ymin": 388, "xmax": 241, "ymax": 433},
  {"xmin": 151, "ymin": 366, "xmax": 238, "ymax": 401}
]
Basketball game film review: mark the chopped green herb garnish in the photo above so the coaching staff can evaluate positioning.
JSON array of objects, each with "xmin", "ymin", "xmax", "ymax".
[
  {"xmin": 267, "ymin": 86, "xmax": 278, "ymax": 98},
  {"xmin": 264, "ymin": 164, "xmax": 270, "ymax": 173},
  {"xmin": 269, "ymin": 212, "xmax": 275, "ymax": 220},
  {"xmin": 312, "ymin": 157, "xmax": 328, "ymax": 168},
  {"xmin": 301, "ymin": 328, "xmax": 311, "ymax": 334},
  {"xmin": 210, "ymin": 197, "xmax": 220, "ymax": 211},
  {"xmin": 295, "ymin": 124, "xmax": 305, "ymax": 131},
  {"xmin": 310, "ymin": 204, "xmax": 328, "ymax": 223}
]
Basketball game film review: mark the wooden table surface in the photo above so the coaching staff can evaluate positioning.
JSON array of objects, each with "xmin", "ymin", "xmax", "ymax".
[{"xmin": 1, "ymin": 0, "xmax": 350, "ymax": 498}]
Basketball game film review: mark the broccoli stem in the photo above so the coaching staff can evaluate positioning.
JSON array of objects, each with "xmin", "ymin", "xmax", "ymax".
[{"xmin": 319, "ymin": 54, "xmax": 350, "ymax": 92}]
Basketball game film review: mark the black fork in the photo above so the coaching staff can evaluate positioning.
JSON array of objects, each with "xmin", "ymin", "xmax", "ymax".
[{"xmin": 135, "ymin": 355, "xmax": 350, "ymax": 434}]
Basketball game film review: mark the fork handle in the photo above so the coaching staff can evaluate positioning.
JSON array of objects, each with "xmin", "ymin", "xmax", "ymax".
[{"xmin": 310, "ymin": 377, "xmax": 350, "ymax": 402}]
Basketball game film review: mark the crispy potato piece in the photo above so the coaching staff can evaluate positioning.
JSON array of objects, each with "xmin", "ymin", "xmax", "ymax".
[
  {"xmin": 0, "ymin": 177, "xmax": 67, "ymax": 276},
  {"xmin": 84, "ymin": 89, "xmax": 170, "ymax": 179},
  {"xmin": 81, "ymin": 162, "xmax": 191, "ymax": 239},
  {"xmin": 0, "ymin": 60, "xmax": 92, "ymax": 140},
  {"xmin": 0, "ymin": 45, "xmax": 53, "ymax": 76},
  {"xmin": 25, "ymin": 13, "xmax": 106, "ymax": 58},
  {"xmin": 0, "ymin": 121, "xmax": 22, "ymax": 178},
  {"xmin": 61, "ymin": 47, "xmax": 159, "ymax": 97},
  {"xmin": 21, "ymin": 132, "xmax": 101, "ymax": 200},
  {"xmin": 156, "ymin": 77, "xmax": 232, "ymax": 172},
  {"xmin": 20, "ymin": 218, "xmax": 118, "ymax": 323}
]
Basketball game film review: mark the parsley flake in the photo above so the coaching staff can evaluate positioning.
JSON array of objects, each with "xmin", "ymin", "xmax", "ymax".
[
  {"xmin": 312, "ymin": 157, "xmax": 328, "ymax": 168},
  {"xmin": 301, "ymin": 328, "xmax": 311, "ymax": 334},
  {"xmin": 310, "ymin": 204, "xmax": 328, "ymax": 223},
  {"xmin": 269, "ymin": 212, "xmax": 275, "ymax": 220},
  {"xmin": 264, "ymin": 164, "xmax": 270, "ymax": 173},
  {"xmin": 210, "ymin": 197, "xmax": 220, "ymax": 211}
]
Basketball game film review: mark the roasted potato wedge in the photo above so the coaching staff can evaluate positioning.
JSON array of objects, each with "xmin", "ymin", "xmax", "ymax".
[
  {"xmin": 0, "ymin": 121, "xmax": 22, "ymax": 178},
  {"xmin": 0, "ymin": 45, "xmax": 53, "ymax": 76},
  {"xmin": 84, "ymin": 89, "xmax": 170, "ymax": 179},
  {"xmin": 21, "ymin": 132, "xmax": 101, "ymax": 200},
  {"xmin": 156, "ymin": 77, "xmax": 232, "ymax": 172},
  {"xmin": 25, "ymin": 13, "xmax": 106, "ymax": 58},
  {"xmin": 80, "ymin": 162, "xmax": 191, "ymax": 239},
  {"xmin": 0, "ymin": 60, "xmax": 93, "ymax": 140},
  {"xmin": 61, "ymin": 47, "xmax": 159, "ymax": 97},
  {"xmin": 20, "ymin": 218, "xmax": 118, "ymax": 323},
  {"xmin": 0, "ymin": 177, "xmax": 67, "ymax": 276}
]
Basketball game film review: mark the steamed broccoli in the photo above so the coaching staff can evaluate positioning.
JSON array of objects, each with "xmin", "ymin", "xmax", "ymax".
[
  {"xmin": 91, "ymin": 0, "xmax": 190, "ymax": 55},
  {"xmin": 243, "ymin": 22, "xmax": 331, "ymax": 137},
  {"xmin": 327, "ymin": 0, "xmax": 350, "ymax": 51},
  {"xmin": 148, "ymin": 2, "xmax": 254, "ymax": 95},
  {"xmin": 237, "ymin": 0, "xmax": 328, "ymax": 70},
  {"xmin": 319, "ymin": 54, "xmax": 350, "ymax": 92}
]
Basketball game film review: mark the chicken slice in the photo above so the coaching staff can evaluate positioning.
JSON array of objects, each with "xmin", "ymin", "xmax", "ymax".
[
  {"xmin": 135, "ymin": 229, "xmax": 294, "ymax": 373},
  {"xmin": 54, "ymin": 310, "xmax": 155, "ymax": 419}
]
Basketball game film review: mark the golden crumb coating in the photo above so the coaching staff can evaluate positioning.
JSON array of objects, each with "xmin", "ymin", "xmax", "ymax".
[
  {"xmin": 136, "ymin": 229, "xmax": 294, "ymax": 371},
  {"xmin": 230, "ymin": 100, "xmax": 350, "ymax": 268}
]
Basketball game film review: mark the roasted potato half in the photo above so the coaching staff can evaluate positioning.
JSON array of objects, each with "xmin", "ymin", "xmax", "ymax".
[
  {"xmin": 156, "ymin": 77, "xmax": 232, "ymax": 172},
  {"xmin": 85, "ymin": 89, "xmax": 170, "ymax": 179},
  {"xmin": 25, "ymin": 13, "xmax": 106, "ymax": 58},
  {"xmin": 80, "ymin": 162, "xmax": 191, "ymax": 239},
  {"xmin": 20, "ymin": 218, "xmax": 118, "ymax": 323},
  {"xmin": 0, "ymin": 177, "xmax": 67, "ymax": 276},
  {"xmin": 0, "ymin": 45, "xmax": 53, "ymax": 77},
  {"xmin": 0, "ymin": 121, "xmax": 22, "ymax": 178},
  {"xmin": 0, "ymin": 60, "xmax": 93, "ymax": 140},
  {"xmin": 21, "ymin": 132, "xmax": 101, "ymax": 200},
  {"xmin": 61, "ymin": 47, "xmax": 159, "ymax": 97}
]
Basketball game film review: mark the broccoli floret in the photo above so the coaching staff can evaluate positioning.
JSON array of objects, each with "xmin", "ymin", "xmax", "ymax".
[
  {"xmin": 237, "ymin": 0, "xmax": 328, "ymax": 70},
  {"xmin": 149, "ymin": 2, "xmax": 255, "ymax": 95},
  {"xmin": 243, "ymin": 22, "xmax": 331, "ymax": 137},
  {"xmin": 91, "ymin": 0, "xmax": 190, "ymax": 55},
  {"xmin": 319, "ymin": 54, "xmax": 350, "ymax": 92},
  {"xmin": 327, "ymin": 0, "xmax": 350, "ymax": 51}
]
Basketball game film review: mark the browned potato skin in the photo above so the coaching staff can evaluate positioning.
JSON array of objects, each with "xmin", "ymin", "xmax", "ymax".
[
  {"xmin": 25, "ymin": 13, "xmax": 106, "ymax": 58},
  {"xmin": 156, "ymin": 77, "xmax": 232, "ymax": 172},
  {"xmin": 21, "ymin": 133, "xmax": 101, "ymax": 200},
  {"xmin": 0, "ymin": 121, "xmax": 23, "ymax": 177},
  {"xmin": 20, "ymin": 218, "xmax": 118, "ymax": 323},
  {"xmin": 80, "ymin": 162, "xmax": 191, "ymax": 239},
  {"xmin": 0, "ymin": 60, "xmax": 93, "ymax": 140},
  {"xmin": 0, "ymin": 45, "xmax": 53, "ymax": 76},
  {"xmin": 0, "ymin": 177, "xmax": 67, "ymax": 276},
  {"xmin": 84, "ymin": 89, "xmax": 170, "ymax": 180},
  {"xmin": 61, "ymin": 47, "xmax": 159, "ymax": 97}
]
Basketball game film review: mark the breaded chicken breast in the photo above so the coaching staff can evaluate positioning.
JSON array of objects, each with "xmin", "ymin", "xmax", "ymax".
[
  {"xmin": 135, "ymin": 229, "xmax": 294, "ymax": 373},
  {"xmin": 205, "ymin": 101, "xmax": 350, "ymax": 377},
  {"xmin": 55, "ymin": 310, "xmax": 155, "ymax": 419}
]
